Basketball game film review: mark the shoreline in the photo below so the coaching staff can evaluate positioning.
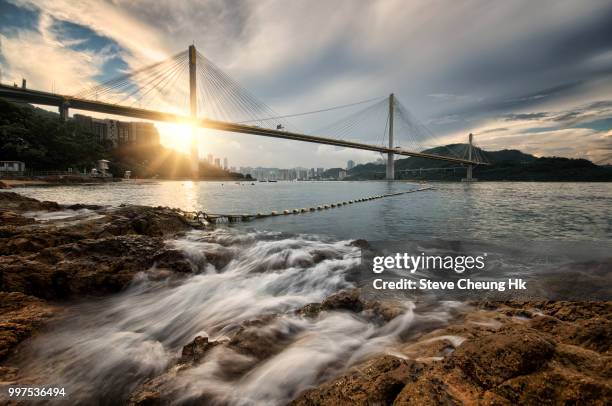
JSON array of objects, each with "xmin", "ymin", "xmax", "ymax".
[{"xmin": 0, "ymin": 192, "xmax": 610, "ymax": 404}]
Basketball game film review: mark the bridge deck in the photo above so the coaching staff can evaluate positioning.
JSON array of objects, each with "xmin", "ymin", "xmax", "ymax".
[{"xmin": 0, "ymin": 84, "xmax": 487, "ymax": 166}]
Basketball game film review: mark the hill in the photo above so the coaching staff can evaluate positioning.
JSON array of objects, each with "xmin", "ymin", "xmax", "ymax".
[
  {"xmin": 347, "ymin": 144, "xmax": 612, "ymax": 181},
  {"xmin": 0, "ymin": 98, "xmax": 241, "ymax": 179}
]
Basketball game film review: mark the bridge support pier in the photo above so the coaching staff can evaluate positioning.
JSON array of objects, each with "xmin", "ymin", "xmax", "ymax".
[
  {"xmin": 59, "ymin": 101, "xmax": 69, "ymax": 121},
  {"xmin": 386, "ymin": 93, "xmax": 395, "ymax": 180},
  {"xmin": 462, "ymin": 133, "xmax": 477, "ymax": 182}
]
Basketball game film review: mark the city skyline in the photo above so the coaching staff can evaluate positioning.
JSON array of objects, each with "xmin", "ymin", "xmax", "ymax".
[{"xmin": 0, "ymin": 0, "xmax": 611, "ymax": 166}]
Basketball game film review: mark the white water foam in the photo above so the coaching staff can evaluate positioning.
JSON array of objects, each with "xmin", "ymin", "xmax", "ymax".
[{"xmin": 13, "ymin": 228, "xmax": 460, "ymax": 405}]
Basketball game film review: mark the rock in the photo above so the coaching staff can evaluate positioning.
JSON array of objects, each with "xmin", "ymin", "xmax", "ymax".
[
  {"xmin": 0, "ymin": 292, "xmax": 58, "ymax": 361},
  {"xmin": 0, "ymin": 180, "xmax": 11, "ymax": 189},
  {"xmin": 0, "ymin": 235, "xmax": 192, "ymax": 299},
  {"xmin": 293, "ymin": 301, "xmax": 611, "ymax": 405},
  {"xmin": 0, "ymin": 210, "xmax": 35, "ymax": 226},
  {"xmin": 180, "ymin": 336, "xmax": 221, "ymax": 364},
  {"xmin": 102, "ymin": 206, "xmax": 194, "ymax": 237},
  {"xmin": 349, "ymin": 239, "xmax": 369, "ymax": 249},
  {"xmin": 364, "ymin": 300, "xmax": 406, "ymax": 322},
  {"xmin": 296, "ymin": 289, "xmax": 365, "ymax": 318},
  {"xmin": 228, "ymin": 317, "xmax": 295, "ymax": 361},
  {"xmin": 290, "ymin": 355, "xmax": 424, "ymax": 405},
  {"xmin": 0, "ymin": 192, "xmax": 59, "ymax": 211},
  {"xmin": 152, "ymin": 249, "xmax": 194, "ymax": 273},
  {"xmin": 529, "ymin": 315, "xmax": 612, "ymax": 354},
  {"xmin": 321, "ymin": 288, "xmax": 364, "ymax": 313},
  {"xmin": 297, "ymin": 303, "xmax": 323, "ymax": 318},
  {"xmin": 450, "ymin": 327, "xmax": 556, "ymax": 388},
  {"xmin": 66, "ymin": 203, "xmax": 104, "ymax": 210}
]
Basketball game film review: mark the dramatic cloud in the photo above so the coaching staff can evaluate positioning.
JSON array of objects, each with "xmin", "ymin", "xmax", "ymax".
[{"xmin": 0, "ymin": 0, "xmax": 611, "ymax": 166}]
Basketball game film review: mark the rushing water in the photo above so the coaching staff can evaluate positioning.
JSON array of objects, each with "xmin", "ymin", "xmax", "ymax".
[{"xmin": 4, "ymin": 181, "xmax": 611, "ymax": 404}]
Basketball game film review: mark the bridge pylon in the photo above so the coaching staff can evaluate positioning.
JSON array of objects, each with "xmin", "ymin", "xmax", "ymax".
[
  {"xmin": 386, "ymin": 93, "xmax": 395, "ymax": 180},
  {"xmin": 462, "ymin": 133, "xmax": 477, "ymax": 182},
  {"xmin": 59, "ymin": 99, "xmax": 69, "ymax": 121},
  {"xmin": 188, "ymin": 44, "xmax": 199, "ymax": 178}
]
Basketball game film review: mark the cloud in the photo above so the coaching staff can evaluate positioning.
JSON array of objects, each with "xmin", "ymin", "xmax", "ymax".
[
  {"xmin": 503, "ymin": 112, "xmax": 550, "ymax": 121},
  {"xmin": 1, "ymin": 0, "xmax": 611, "ymax": 167}
]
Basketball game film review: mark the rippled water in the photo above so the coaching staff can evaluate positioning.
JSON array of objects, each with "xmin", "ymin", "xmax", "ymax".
[
  {"xmin": 9, "ymin": 180, "xmax": 612, "ymax": 241},
  {"xmin": 4, "ymin": 181, "xmax": 611, "ymax": 404}
]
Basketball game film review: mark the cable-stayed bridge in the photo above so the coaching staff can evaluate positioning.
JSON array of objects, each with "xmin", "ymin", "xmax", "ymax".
[{"xmin": 0, "ymin": 45, "xmax": 489, "ymax": 180}]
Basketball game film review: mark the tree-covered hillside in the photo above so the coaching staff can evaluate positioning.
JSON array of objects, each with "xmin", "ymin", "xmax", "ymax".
[
  {"xmin": 0, "ymin": 98, "xmax": 241, "ymax": 179},
  {"xmin": 347, "ymin": 144, "xmax": 612, "ymax": 181}
]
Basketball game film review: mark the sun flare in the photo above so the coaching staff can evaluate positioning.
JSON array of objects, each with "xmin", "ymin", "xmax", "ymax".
[{"xmin": 156, "ymin": 122, "xmax": 195, "ymax": 155}]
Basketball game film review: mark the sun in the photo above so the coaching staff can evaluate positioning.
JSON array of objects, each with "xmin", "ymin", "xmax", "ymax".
[{"xmin": 156, "ymin": 122, "xmax": 196, "ymax": 155}]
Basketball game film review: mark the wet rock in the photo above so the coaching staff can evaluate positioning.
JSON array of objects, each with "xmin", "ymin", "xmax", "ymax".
[
  {"xmin": 65, "ymin": 203, "xmax": 105, "ymax": 210},
  {"xmin": 321, "ymin": 288, "xmax": 364, "ymax": 313},
  {"xmin": 529, "ymin": 315, "xmax": 612, "ymax": 354},
  {"xmin": 0, "ymin": 227, "xmax": 89, "ymax": 255},
  {"xmin": 487, "ymin": 361, "xmax": 612, "ymax": 405},
  {"xmin": 102, "ymin": 206, "xmax": 194, "ymax": 237},
  {"xmin": 297, "ymin": 302, "xmax": 323, "ymax": 318},
  {"xmin": 0, "ymin": 192, "xmax": 60, "ymax": 212},
  {"xmin": 297, "ymin": 289, "xmax": 365, "ymax": 318},
  {"xmin": 0, "ymin": 292, "xmax": 58, "ymax": 361},
  {"xmin": 349, "ymin": 239, "xmax": 369, "ymax": 249},
  {"xmin": 152, "ymin": 249, "xmax": 194, "ymax": 274},
  {"xmin": 0, "ymin": 235, "xmax": 186, "ymax": 299},
  {"xmin": 229, "ymin": 318, "xmax": 295, "ymax": 361},
  {"xmin": 0, "ymin": 210, "xmax": 35, "ymax": 226},
  {"xmin": 291, "ymin": 355, "xmax": 424, "ymax": 405},
  {"xmin": 0, "ymin": 181, "xmax": 10, "ymax": 189},
  {"xmin": 450, "ymin": 327, "xmax": 556, "ymax": 388},
  {"xmin": 364, "ymin": 300, "xmax": 406, "ymax": 322},
  {"xmin": 127, "ymin": 389, "xmax": 163, "ymax": 406},
  {"xmin": 180, "ymin": 336, "xmax": 222, "ymax": 364},
  {"xmin": 293, "ymin": 301, "xmax": 611, "ymax": 405}
]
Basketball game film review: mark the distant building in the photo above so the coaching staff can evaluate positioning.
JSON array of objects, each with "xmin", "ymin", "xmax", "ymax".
[
  {"xmin": 74, "ymin": 114, "xmax": 160, "ymax": 147},
  {"xmin": 223, "ymin": 157, "xmax": 228, "ymax": 170},
  {"xmin": 207, "ymin": 154, "xmax": 214, "ymax": 165},
  {"xmin": 0, "ymin": 161, "xmax": 25, "ymax": 173},
  {"xmin": 130, "ymin": 122, "xmax": 160, "ymax": 145},
  {"xmin": 338, "ymin": 169, "xmax": 347, "ymax": 180},
  {"xmin": 316, "ymin": 168, "xmax": 324, "ymax": 177},
  {"xmin": 347, "ymin": 160, "xmax": 355, "ymax": 170},
  {"xmin": 214, "ymin": 158, "xmax": 221, "ymax": 168}
]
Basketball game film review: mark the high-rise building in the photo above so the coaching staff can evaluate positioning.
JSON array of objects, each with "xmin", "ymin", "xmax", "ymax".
[
  {"xmin": 207, "ymin": 154, "xmax": 214, "ymax": 165},
  {"xmin": 223, "ymin": 157, "xmax": 228, "ymax": 170},
  {"xmin": 347, "ymin": 160, "xmax": 355, "ymax": 170},
  {"xmin": 130, "ymin": 122, "xmax": 160, "ymax": 145},
  {"xmin": 73, "ymin": 114, "xmax": 159, "ymax": 147},
  {"xmin": 214, "ymin": 158, "xmax": 221, "ymax": 168}
]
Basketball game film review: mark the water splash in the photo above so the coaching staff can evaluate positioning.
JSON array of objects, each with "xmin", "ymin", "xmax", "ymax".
[{"xmin": 13, "ymin": 228, "xmax": 458, "ymax": 405}]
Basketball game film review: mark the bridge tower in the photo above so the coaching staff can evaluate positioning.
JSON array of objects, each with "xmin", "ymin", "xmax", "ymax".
[
  {"xmin": 188, "ymin": 44, "xmax": 199, "ymax": 178},
  {"xmin": 386, "ymin": 93, "xmax": 395, "ymax": 180},
  {"xmin": 59, "ymin": 99, "xmax": 69, "ymax": 121},
  {"xmin": 462, "ymin": 132, "xmax": 477, "ymax": 182}
]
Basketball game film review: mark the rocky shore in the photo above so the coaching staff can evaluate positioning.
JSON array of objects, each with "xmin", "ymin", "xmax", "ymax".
[{"xmin": 0, "ymin": 191, "xmax": 610, "ymax": 404}]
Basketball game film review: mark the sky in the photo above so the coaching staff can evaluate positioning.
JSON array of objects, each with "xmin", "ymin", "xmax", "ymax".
[{"xmin": 1, "ymin": 0, "xmax": 611, "ymax": 167}]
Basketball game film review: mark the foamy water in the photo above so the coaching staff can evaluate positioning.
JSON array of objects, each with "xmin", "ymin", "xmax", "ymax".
[{"xmin": 14, "ymin": 228, "xmax": 461, "ymax": 405}]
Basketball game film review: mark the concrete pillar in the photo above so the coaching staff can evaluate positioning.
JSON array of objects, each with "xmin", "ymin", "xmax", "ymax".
[
  {"xmin": 466, "ymin": 132, "xmax": 473, "ymax": 181},
  {"xmin": 386, "ymin": 93, "xmax": 395, "ymax": 180},
  {"xmin": 462, "ymin": 132, "xmax": 477, "ymax": 182},
  {"xmin": 188, "ymin": 45, "xmax": 199, "ymax": 178},
  {"xmin": 59, "ymin": 100, "xmax": 69, "ymax": 121}
]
